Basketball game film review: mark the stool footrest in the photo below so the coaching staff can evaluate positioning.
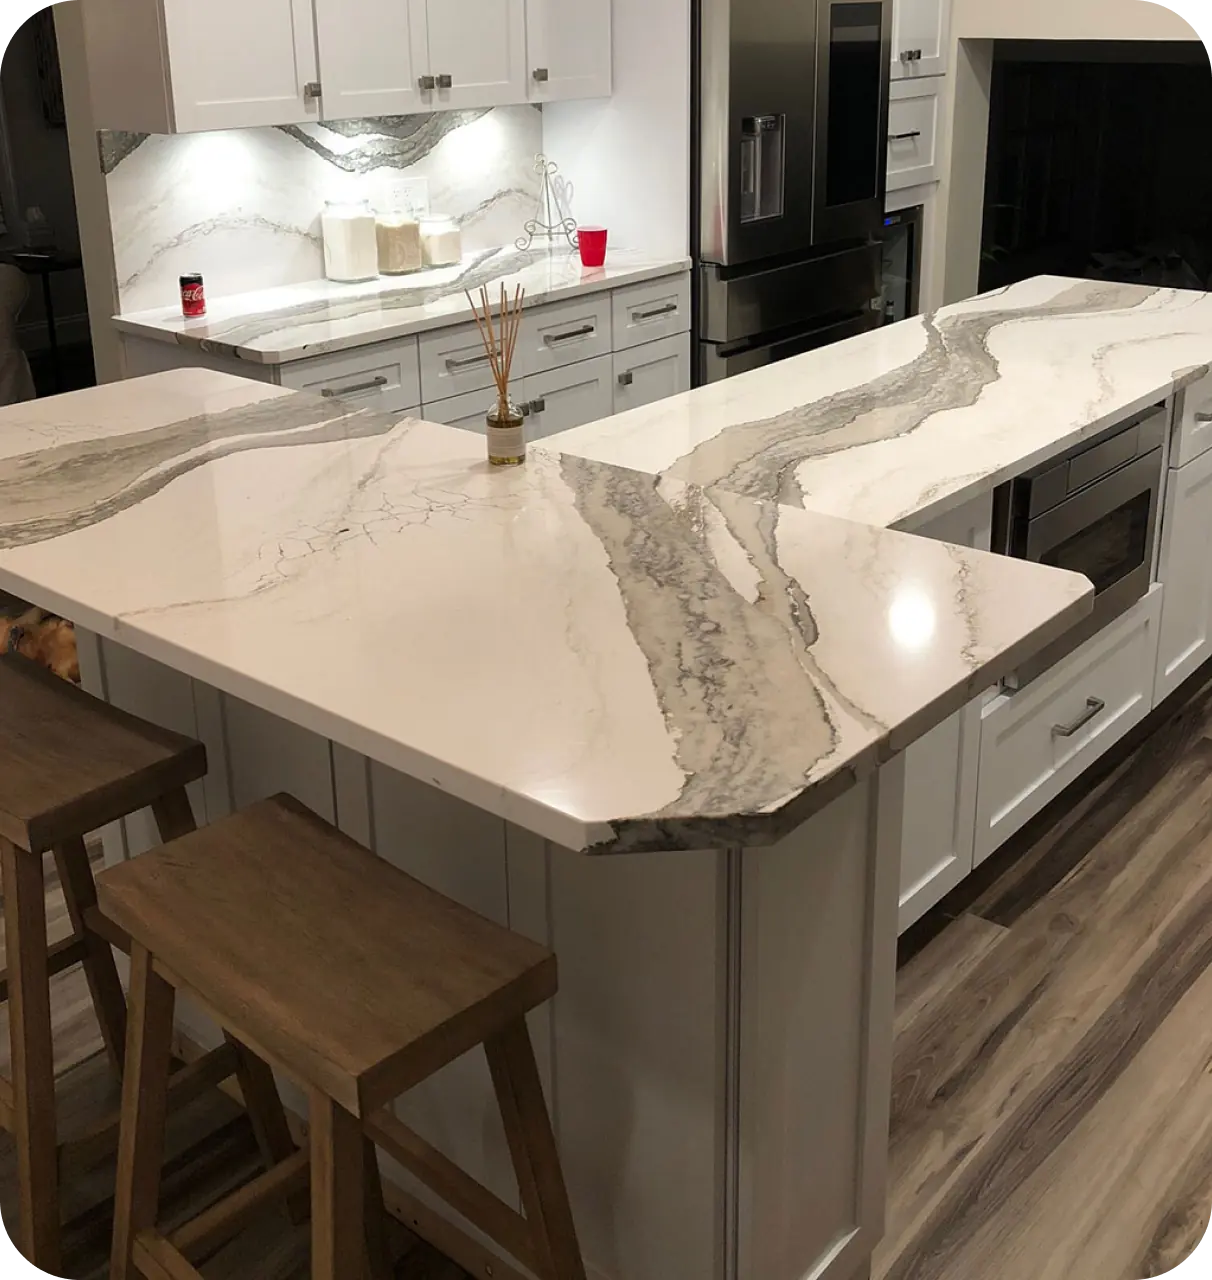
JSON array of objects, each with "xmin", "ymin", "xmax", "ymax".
[
  {"xmin": 367, "ymin": 1107, "xmax": 536, "ymax": 1272},
  {"xmin": 171, "ymin": 1146, "xmax": 309, "ymax": 1261},
  {"xmin": 0, "ymin": 932, "xmax": 90, "ymax": 1004},
  {"xmin": 132, "ymin": 1228, "xmax": 204, "ymax": 1280}
]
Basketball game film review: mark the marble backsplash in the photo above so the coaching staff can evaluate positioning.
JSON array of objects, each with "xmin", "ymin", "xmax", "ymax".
[{"xmin": 101, "ymin": 106, "xmax": 544, "ymax": 313}]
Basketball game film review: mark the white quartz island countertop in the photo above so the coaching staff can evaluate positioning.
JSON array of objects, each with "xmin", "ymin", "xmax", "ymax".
[
  {"xmin": 0, "ymin": 369, "xmax": 1090, "ymax": 854},
  {"xmin": 111, "ymin": 246, "xmax": 690, "ymax": 365},
  {"xmin": 555, "ymin": 275, "xmax": 1212, "ymax": 531}
]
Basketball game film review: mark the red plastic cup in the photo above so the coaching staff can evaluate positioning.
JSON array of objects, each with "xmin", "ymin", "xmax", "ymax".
[{"xmin": 578, "ymin": 226, "xmax": 608, "ymax": 269}]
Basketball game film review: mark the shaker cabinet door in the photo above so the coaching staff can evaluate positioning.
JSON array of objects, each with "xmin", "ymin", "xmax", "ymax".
[
  {"xmin": 524, "ymin": 356, "xmax": 615, "ymax": 440},
  {"xmin": 613, "ymin": 335, "xmax": 692, "ymax": 415},
  {"xmin": 162, "ymin": 0, "xmax": 320, "ymax": 130},
  {"xmin": 890, "ymin": 0, "xmax": 948, "ymax": 80},
  {"xmin": 315, "ymin": 0, "xmax": 430, "ymax": 119},
  {"xmin": 423, "ymin": 0, "xmax": 529, "ymax": 110},
  {"xmin": 1156, "ymin": 450, "xmax": 1212, "ymax": 702},
  {"xmin": 526, "ymin": 0, "xmax": 612, "ymax": 102}
]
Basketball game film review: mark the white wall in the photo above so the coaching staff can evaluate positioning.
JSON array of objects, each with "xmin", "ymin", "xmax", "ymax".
[
  {"xmin": 952, "ymin": 0, "xmax": 1196, "ymax": 41},
  {"xmin": 540, "ymin": 0, "xmax": 691, "ymax": 257}
]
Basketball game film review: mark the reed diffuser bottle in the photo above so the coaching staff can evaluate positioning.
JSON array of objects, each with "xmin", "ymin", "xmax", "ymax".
[{"xmin": 467, "ymin": 284, "xmax": 526, "ymax": 467}]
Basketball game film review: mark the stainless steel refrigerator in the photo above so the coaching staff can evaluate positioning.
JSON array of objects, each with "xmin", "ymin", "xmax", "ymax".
[{"xmin": 694, "ymin": 0, "xmax": 893, "ymax": 382}]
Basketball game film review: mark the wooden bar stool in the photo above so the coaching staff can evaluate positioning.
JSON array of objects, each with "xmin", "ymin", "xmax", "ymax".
[
  {"xmin": 100, "ymin": 793, "xmax": 588, "ymax": 1280},
  {"xmin": 0, "ymin": 653, "xmax": 296, "ymax": 1273}
]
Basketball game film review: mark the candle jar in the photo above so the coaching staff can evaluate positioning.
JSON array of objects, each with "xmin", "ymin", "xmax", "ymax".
[{"xmin": 486, "ymin": 400, "xmax": 525, "ymax": 467}]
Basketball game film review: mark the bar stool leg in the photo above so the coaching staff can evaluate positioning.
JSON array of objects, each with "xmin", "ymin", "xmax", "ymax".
[
  {"xmin": 487, "ymin": 1018, "xmax": 587, "ymax": 1280},
  {"xmin": 150, "ymin": 786, "xmax": 197, "ymax": 843},
  {"xmin": 310, "ymin": 1092, "xmax": 365, "ymax": 1280},
  {"xmin": 362, "ymin": 1137, "xmax": 394, "ymax": 1280},
  {"xmin": 53, "ymin": 836, "xmax": 128, "ymax": 1075},
  {"xmin": 2, "ymin": 836, "xmax": 61, "ymax": 1273},
  {"xmin": 111, "ymin": 945, "xmax": 175, "ymax": 1280}
]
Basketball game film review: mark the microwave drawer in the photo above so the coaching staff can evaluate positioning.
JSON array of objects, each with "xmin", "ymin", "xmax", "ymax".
[{"xmin": 975, "ymin": 584, "xmax": 1162, "ymax": 865}]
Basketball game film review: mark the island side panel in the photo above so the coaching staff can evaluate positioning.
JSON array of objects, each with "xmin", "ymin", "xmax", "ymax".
[{"xmin": 737, "ymin": 763, "xmax": 902, "ymax": 1280}]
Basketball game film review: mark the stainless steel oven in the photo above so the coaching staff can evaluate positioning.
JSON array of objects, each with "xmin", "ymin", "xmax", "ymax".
[{"xmin": 993, "ymin": 404, "xmax": 1166, "ymax": 686}]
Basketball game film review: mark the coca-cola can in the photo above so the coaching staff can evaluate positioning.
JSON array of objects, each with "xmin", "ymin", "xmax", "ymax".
[{"xmin": 180, "ymin": 273, "xmax": 206, "ymax": 318}]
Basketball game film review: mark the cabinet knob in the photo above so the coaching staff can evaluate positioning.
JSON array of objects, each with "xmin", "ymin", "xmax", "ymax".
[
  {"xmin": 437, "ymin": 73, "xmax": 454, "ymax": 89},
  {"xmin": 617, "ymin": 370, "xmax": 634, "ymax": 386},
  {"xmin": 533, "ymin": 67, "xmax": 550, "ymax": 82},
  {"xmin": 303, "ymin": 81, "xmax": 322, "ymax": 102},
  {"xmin": 529, "ymin": 396, "xmax": 547, "ymax": 414},
  {"xmin": 418, "ymin": 75, "xmax": 436, "ymax": 91}
]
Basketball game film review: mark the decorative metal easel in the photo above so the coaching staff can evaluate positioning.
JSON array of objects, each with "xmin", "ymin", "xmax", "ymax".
[{"xmin": 516, "ymin": 155, "xmax": 579, "ymax": 252}]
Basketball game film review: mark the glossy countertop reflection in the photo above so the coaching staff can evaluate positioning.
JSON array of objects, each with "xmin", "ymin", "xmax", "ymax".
[
  {"xmin": 0, "ymin": 369, "xmax": 1090, "ymax": 853},
  {"xmin": 112, "ymin": 246, "xmax": 690, "ymax": 364}
]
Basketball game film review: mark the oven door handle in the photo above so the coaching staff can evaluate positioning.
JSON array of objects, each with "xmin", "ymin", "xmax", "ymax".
[{"xmin": 1052, "ymin": 697, "xmax": 1106, "ymax": 738}]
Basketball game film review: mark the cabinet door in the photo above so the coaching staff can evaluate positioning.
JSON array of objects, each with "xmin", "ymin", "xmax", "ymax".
[
  {"xmin": 1156, "ymin": 452, "xmax": 1212, "ymax": 702},
  {"xmin": 162, "ymin": 0, "xmax": 320, "ymax": 130},
  {"xmin": 424, "ymin": 0, "xmax": 528, "ymax": 110},
  {"xmin": 614, "ymin": 335, "xmax": 691, "ymax": 415},
  {"xmin": 526, "ymin": 0, "xmax": 612, "ymax": 102},
  {"xmin": 315, "ymin": 0, "xmax": 429, "ymax": 119},
  {"xmin": 524, "ymin": 356, "xmax": 614, "ymax": 441},
  {"xmin": 890, "ymin": 0, "xmax": 947, "ymax": 80}
]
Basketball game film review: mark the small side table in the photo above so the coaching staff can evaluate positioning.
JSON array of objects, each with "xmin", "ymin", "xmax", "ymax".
[{"xmin": 3, "ymin": 249, "xmax": 84, "ymax": 394}]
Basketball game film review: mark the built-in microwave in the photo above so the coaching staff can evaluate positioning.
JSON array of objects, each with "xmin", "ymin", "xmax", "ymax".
[{"xmin": 992, "ymin": 404, "xmax": 1166, "ymax": 686}]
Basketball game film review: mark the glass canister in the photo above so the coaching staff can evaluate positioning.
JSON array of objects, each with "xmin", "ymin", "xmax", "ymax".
[
  {"xmin": 420, "ymin": 215, "xmax": 463, "ymax": 268},
  {"xmin": 321, "ymin": 199, "xmax": 379, "ymax": 282},
  {"xmin": 375, "ymin": 209, "xmax": 423, "ymax": 275}
]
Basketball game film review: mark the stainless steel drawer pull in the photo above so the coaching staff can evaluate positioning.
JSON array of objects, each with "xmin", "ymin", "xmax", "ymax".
[
  {"xmin": 544, "ymin": 325, "xmax": 595, "ymax": 344},
  {"xmin": 633, "ymin": 302, "xmax": 678, "ymax": 321},
  {"xmin": 618, "ymin": 370, "xmax": 634, "ymax": 386},
  {"xmin": 320, "ymin": 375, "xmax": 388, "ymax": 398},
  {"xmin": 1194, "ymin": 409, "xmax": 1212, "ymax": 422},
  {"xmin": 418, "ymin": 75, "xmax": 436, "ymax": 91},
  {"xmin": 445, "ymin": 352, "xmax": 493, "ymax": 371},
  {"xmin": 437, "ymin": 73, "xmax": 453, "ymax": 89},
  {"xmin": 889, "ymin": 130, "xmax": 922, "ymax": 142},
  {"xmin": 1052, "ymin": 697, "xmax": 1105, "ymax": 738}
]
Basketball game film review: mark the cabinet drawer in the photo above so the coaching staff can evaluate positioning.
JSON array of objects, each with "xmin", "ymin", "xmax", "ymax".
[
  {"xmin": 418, "ymin": 320, "xmax": 504, "ymax": 405},
  {"xmin": 518, "ymin": 294, "xmax": 613, "ymax": 378},
  {"xmin": 975, "ymin": 585, "xmax": 1162, "ymax": 864},
  {"xmin": 279, "ymin": 339, "xmax": 421, "ymax": 413},
  {"xmin": 611, "ymin": 274, "xmax": 692, "ymax": 351},
  {"xmin": 1173, "ymin": 369, "xmax": 1212, "ymax": 467},
  {"xmin": 524, "ymin": 355, "xmax": 614, "ymax": 441},
  {"xmin": 422, "ymin": 386, "xmax": 492, "ymax": 435},
  {"xmin": 887, "ymin": 81, "xmax": 939, "ymax": 192},
  {"xmin": 613, "ymin": 334, "xmax": 691, "ymax": 414}
]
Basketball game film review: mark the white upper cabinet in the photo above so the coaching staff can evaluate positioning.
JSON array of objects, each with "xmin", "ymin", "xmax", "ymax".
[
  {"xmin": 314, "ymin": 0, "xmax": 429, "ymax": 119},
  {"xmin": 85, "ymin": 0, "xmax": 608, "ymax": 131},
  {"xmin": 891, "ymin": 0, "xmax": 949, "ymax": 80},
  {"xmin": 526, "ymin": 0, "xmax": 612, "ymax": 102},
  {"xmin": 422, "ymin": 0, "xmax": 529, "ymax": 110}
]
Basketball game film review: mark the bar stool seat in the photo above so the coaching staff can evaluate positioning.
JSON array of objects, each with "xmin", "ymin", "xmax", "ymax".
[
  {"xmin": 102, "ymin": 793, "xmax": 587, "ymax": 1280},
  {"xmin": 0, "ymin": 653, "xmax": 295, "ymax": 1273}
]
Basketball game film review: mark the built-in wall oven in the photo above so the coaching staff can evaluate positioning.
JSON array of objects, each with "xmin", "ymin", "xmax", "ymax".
[{"xmin": 993, "ymin": 404, "xmax": 1166, "ymax": 686}]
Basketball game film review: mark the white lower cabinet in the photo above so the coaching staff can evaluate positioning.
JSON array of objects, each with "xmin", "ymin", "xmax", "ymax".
[
  {"xmin": 277, "ymin": 339, "xmax": 422, "ymax": 413},
  {"xmin": 975, "ymin": 585, "xmax": 1163, "ymax": 865},
  {"xmin": 1155, "ymin": 448, "xmax": 1212, "ymax": 702},
  {"xmin": 614, "ymin": 335, "xmax": 692, "ymax": 415},
  {"xmin": 896, "ymin": 494, "xmax": 990, "ymax": 932},
  {"xmin": 524, "ymin": 355, "xmax": 614, "ymax": 440}
]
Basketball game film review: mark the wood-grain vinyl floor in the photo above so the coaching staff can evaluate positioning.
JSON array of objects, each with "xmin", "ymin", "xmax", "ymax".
[{"xmin": 7, "ymin": 666, "xmax": 1212, "ymax": 1278}]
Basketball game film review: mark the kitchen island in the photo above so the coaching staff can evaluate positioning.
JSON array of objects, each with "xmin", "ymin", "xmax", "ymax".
[{"xmin": 0, "ymin": 364, "xmax": 1091, "ymax": 1280}]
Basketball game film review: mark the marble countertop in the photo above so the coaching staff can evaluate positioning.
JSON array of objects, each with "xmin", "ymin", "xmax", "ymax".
[
  {"xmin": 554, "ymin": 276, "xmax": 1212, "ymax": 532},
  {"xmin": 112, "ymin": 246, "xmax": 690, "ymax": 365},
  {"xmin": 0, "ymin": 369, "xmax": 1090, "ymax": 854}
]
